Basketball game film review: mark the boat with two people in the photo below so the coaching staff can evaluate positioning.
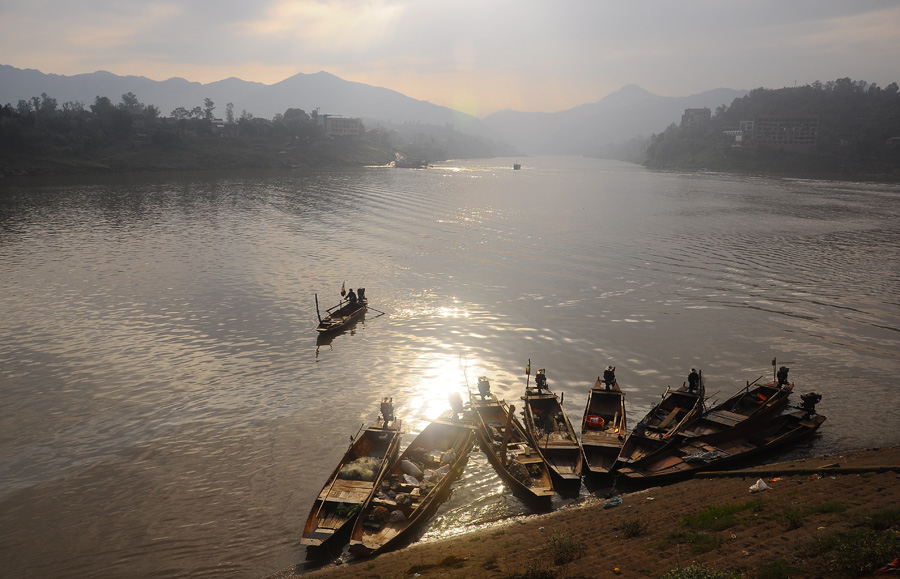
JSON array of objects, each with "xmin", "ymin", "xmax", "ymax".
[
  {"xmin": 316, "ymin": 285, "xmax": 368, "ymax": 335},
  {"xmin": 301, "ymin": 398, "xmax": 403, "ymax": 549},
  {"xmin": 580, "ymin": 366, "xmax": 627, "ymax": 476},
  {"xmin": 349, "ymin": 407, "xmax": 475, "ymax": 556},
  {"xmin": 614, "ymin": 368, "xmax": 706, "ymax": 469},
  {"xmin": 469, "ymin": 377, "xmax": 555, "ymax": 507},
  {"xmin": 520, "ymin": 365, "xmax": 583, "ymax": 492}
]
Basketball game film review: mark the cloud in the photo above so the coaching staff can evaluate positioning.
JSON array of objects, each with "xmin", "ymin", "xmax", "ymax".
[{"xmin": 1, "ymin": 0, "xmax": 899, "ymax": 115}]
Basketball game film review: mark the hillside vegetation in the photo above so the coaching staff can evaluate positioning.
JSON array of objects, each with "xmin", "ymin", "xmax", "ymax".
[
  {"xmin": 0, "ymin": 92, "xmax": 495, "ymax": 176},
  {"xmin": 645, "ymin": 78, "xmax": 900, "ymax": 180}
]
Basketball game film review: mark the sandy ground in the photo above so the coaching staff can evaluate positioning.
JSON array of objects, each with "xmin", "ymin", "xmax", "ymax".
[{"xmin": 273, "ymin": 446, "xmax": 900, "ymax": 578}]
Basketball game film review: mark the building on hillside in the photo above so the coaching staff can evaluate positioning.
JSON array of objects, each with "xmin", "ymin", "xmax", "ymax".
[
  {"xmin": 723, "ymin": 120, "xmax": 755, "ymax": 147},
  {"xmin": 681, "ymin": 108, "xmax": 711, "ymax": 128},
  {"xmin": 753, "ymin": 115, "xmax": 818, "ymax": 149},
  {"xmin": 722, "ymin": 116, "xmax": 818, "ymax": 149},
  {"xmin": 318, "ymin": 114, "xmax": 364, "ymax": 137}
]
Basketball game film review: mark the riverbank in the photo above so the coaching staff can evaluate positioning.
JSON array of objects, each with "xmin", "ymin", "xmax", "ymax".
[
  {"xmin": 0, "ymin": 136, "xmax": 398, "ymax": 176},
  {"xmin": 273, "ymin": 446, "xmax": 900, "ymax": 579}
]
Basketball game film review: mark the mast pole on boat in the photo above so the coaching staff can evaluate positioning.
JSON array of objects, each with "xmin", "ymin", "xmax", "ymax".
[{"xmin": 501, "ymin": 404, "xmax": 515, "ymax": 466}]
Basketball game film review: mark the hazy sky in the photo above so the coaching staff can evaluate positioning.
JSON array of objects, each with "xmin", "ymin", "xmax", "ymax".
[{"xmin": 2, "ymin": 1, "xmax": 899, "ymax": 117}]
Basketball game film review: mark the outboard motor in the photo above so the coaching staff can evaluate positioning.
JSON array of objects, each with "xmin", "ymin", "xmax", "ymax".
[
  {"xmin": 449, "ymin": 392, "xmax": 464, "ymax": 416},
  {"xmin": 799, "ymin": 392, "xmax": 822, "ymax": 417},
  {"xmin": 380, "ymin": 397, "xmax": 394, "ymax": 423},
  {"xmin": 535, "ymin": 369, "xmax": 548, "ymax": 391},
  {"xmin": 603, "ymin": 365, "xmax": 616, "ymax": 389},
  {"xmin": 477, "ymin": 376, "xmax": 491, "ymax": 398},
  {"xmin": 777, "ymin": 366, "xmax": 790, "ymax": 386}
]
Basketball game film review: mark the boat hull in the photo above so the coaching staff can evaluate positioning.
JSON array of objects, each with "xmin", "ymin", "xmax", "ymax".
[
  {"xmin": 618, "ymin": 410, "xmax": 826, "ymax": 484},
  {"xmin": 316, "ymin": 300, "xmax": 367, "ymax": 334},
  {"xmin": 301, "ymin": 417, "xmax": 402, "ymax": 548},
  {"xmin": 580, "ymin": 378, "xmax": 627, "ymax": 476},
  {"xmin": 348, "ymin": 415, "xmax": 475, "ymax": 556},
  {"xmin": 470, "ymin": 392, "xmax": 554, "ymax": 507},
  {"xmin": 522, "ymin": 386, "xmax": 583, "ymax": 491},
  {"xmin": 615, "ymin": 383, "xmax": 705, "ymax": 468}
]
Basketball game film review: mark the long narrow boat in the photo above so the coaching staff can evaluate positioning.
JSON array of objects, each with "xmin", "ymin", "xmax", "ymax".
[
  {"xmin": 348, "ymin": 410, "xmax": 475, "ymax": 556},
  {"xmin": 315, "ymin": 288, "xmax": 367, "ymax": 334},
  {"xmin": 580, "ymin": 373, "xmax": 627, "ymax": 476},
  {"xmin": 521, "ymin": 369, "xmax": 583, "ymax": 491},
  {"xmin": 681, "ymin": 371, "xmax": 793, "ymax": 438},
  {"xmin": 469, "ymin": 377, "xmax": 555, "ymax": 507},
  {"xmin": 301, "ymin": 398, "xmax": 402, "ymax": 548},
  {"xmin": 617, "ymin": 406, "xmax": 826, "ymax": 483},
  {"xmin": 614, "ymin": 371, "xmax": 706, "ymax": 469}
]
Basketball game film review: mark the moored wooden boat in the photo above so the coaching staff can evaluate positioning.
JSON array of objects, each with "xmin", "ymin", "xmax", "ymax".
[
  {"xmin": 580, "ymin": 370, "xmax": 627, "ymax": 476},
  {"xmin": 681, "ymin": 368, "xmax": 794, "ymax": 438},
  {"xmin": 469, "ymin": 377, "xmax": 554, "ymax": 506},
  {"xmin": 615, "ymin": 370, "xmax": 706, "ymax": 468},
  {"xmin": 301, "ymin": 398, "xmax": 402, "ymax": 548},
  {"xmin": 617, "ymin": 405, "xmax": 826, "ymax": 483},
  {"xmin": 315, "ymin": 288, "xmax": 367, "ymax": 334},
  {"xmin": 521, "ymin": 368, "xmax": 583, "ymax": 491},
  {"xmin": 348, "ymin": 410, "xmax": 475, "ymax": 556}
]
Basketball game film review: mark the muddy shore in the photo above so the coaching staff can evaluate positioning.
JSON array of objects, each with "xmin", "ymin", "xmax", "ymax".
[{"xmin": 270, "ymin": 445, "xmax": 900, "ymax": 579}]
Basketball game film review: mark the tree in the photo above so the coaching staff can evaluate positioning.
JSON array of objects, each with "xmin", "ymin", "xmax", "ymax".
[
  {"xmin": 120, "ymin": 92, "xmax": 142, "ymax": 113},
  {"xmin": 203, "ymin": 98, "xmax": 215, "ymax": 121},
  {"xmin": 225, "ymin": 102, "xmax": 234, "ymax": 124},
  {"xmin": 39, "ymin": 93, "xmax": 58, "ymax": 116}
]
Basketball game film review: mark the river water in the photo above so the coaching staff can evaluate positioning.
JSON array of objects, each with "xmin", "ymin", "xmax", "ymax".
[{"xmin": 1, "ymin": 157, "xmax": 899, "ymax": 578}]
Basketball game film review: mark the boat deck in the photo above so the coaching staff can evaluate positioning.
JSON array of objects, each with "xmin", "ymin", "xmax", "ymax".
[{"xmin": 318, "ymin": 479, "xmax": 375, "ymax": 504}]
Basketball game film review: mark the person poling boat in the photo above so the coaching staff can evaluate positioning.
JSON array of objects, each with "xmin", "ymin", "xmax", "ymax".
[{"xmin": 315, "ymin": 284, "xmax": 369, "ymax": 334}]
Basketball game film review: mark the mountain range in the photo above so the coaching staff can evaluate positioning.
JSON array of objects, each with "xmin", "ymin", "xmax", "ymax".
[{"xmin": 0, "ymin": 64, "xmax": 746, "ymax": 156}]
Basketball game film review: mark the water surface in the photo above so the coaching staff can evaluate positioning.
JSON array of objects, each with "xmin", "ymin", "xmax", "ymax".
[{"xmin": 1, "ymin": 158, "xmax": 898, "ymax": 578}]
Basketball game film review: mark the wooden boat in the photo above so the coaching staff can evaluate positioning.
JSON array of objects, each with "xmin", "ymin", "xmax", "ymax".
[
  {"xmin": 614, "ymin": 371, "xmax": 705, "ymax": 468},
  {"xmin": 617, "ymin": 406, "xmax": 826, "ymax": 483},
  {"xmin": 301, "ymin": 398, "xmax": 402, "ymax": 548},
  {"xmin": 513, "ymin": 162, "xmax": 521, "ymax": 170},
  {"xmin": 580, "ymin": 372, "xmax": 627, "ymax": 476},
  {"xmin": 315, "ymin": 288, "xmax": 367, "ymax": 334},
  {"xmin": 348, "ymin": 410, "xmax": 475, "ymax": 556},
  {"xmin": 521, "ymin": 369, "xmax": 583, "ymax": 490},
  {"xmin": 469, "ymin": 377, "xmax": 554, "ymax": 506},
  {"xmin": 681, "ymin": 372, "xmax": 793, "ymax": 438}
]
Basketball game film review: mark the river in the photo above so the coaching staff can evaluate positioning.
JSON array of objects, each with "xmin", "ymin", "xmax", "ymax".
[{"xmin": 1, "ymin": 157, "xmax": 898, "ymax": 578}]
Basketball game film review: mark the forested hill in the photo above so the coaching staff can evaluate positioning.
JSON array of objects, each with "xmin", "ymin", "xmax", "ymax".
[
  {"xmin": 0, "ymin": 92, "xmax": 507, "ymax": 176},
  {"xmin": 645, "ymin": 78, "xmax": 900, "ymax": 181}
]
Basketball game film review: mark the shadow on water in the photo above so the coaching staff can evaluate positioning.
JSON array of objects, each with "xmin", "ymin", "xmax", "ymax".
[{"xmin": 315, "ymin": 313, "xmax": 367, "ymax": 358}]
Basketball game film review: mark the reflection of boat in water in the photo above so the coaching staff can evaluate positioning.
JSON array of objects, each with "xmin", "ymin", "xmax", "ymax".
[
  {"xmin": 316, "ymin": 288, "xmax": 367, "ymax": 335},
  {"xmin": 301, "ymin": 398, "xmax": 402, "ymax": 548}
]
